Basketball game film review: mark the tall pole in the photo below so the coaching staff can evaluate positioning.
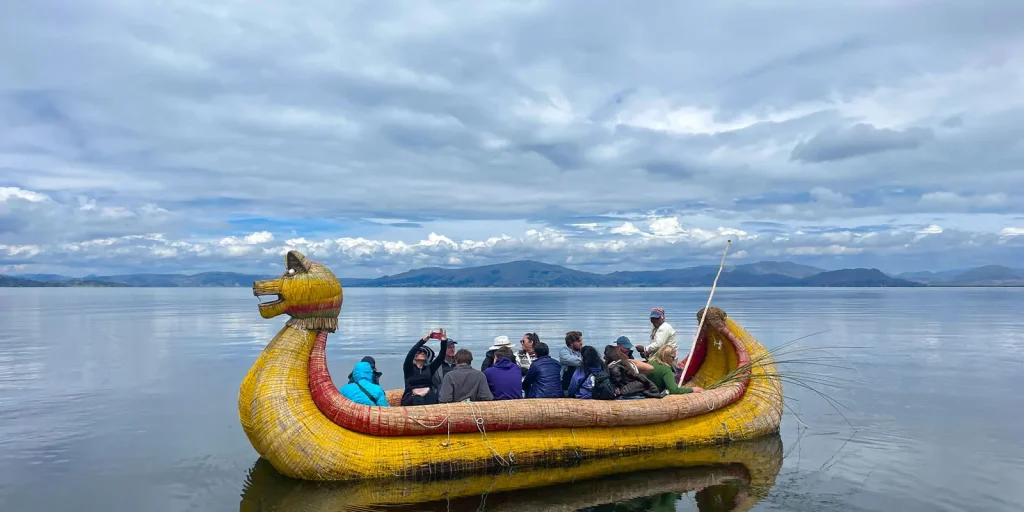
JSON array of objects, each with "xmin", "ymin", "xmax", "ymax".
[{"xmin": 678, "ymin": 239, "xmax": 732, "ymax": 386}]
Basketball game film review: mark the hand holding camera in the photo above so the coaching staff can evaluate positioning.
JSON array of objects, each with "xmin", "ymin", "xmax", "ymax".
[{"xmin": 423, "ymin": 328, "xmax": 447, "ymax": 342}]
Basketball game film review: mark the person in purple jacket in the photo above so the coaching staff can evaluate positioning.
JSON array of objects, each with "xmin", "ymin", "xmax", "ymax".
[{"xmin": 483, "ymin": 346, "xmax": 523, "ymax": 400}]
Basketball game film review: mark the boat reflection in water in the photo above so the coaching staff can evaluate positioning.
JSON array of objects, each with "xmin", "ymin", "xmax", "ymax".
[{"xmin": 239, "ymin": 432, "xmax": 783, "ymax": 512}]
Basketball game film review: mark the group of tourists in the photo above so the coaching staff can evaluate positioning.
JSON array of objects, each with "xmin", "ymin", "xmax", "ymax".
[{"xmin": 340, "ymin": 307, "xmax": 706, "ymax": 407}]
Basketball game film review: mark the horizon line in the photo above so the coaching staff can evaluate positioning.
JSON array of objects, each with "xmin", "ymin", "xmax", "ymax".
[{"xmin": 5, "ymin": 258, "xmax": 1021, "ymax": 280}]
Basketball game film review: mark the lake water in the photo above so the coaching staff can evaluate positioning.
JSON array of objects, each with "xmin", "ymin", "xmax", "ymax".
[{"xmin": 0, "ymin": 287, "xmax": 1022, "ymax": 511}]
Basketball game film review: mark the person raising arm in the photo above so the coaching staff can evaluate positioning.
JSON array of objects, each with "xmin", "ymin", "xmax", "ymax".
[{"xmin": 401, "ymin": 329, "xmax": 450, "ymax": 406}]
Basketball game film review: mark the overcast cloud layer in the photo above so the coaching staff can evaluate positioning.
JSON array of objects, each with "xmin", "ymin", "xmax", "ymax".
[{"xmin": 2, "ymin": 0, "xmax": 1023, "ymax": 277}]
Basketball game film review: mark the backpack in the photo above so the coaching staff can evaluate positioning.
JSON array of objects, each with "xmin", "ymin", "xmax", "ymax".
[{"xmin": 588, "ymin": 369, "xmax": 617, "ymax": 400}]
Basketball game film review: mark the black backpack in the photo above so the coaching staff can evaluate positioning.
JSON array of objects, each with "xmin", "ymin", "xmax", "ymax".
[{"xmin": 588, "ymin": 368, "xmax": 617, "ymax": 400}]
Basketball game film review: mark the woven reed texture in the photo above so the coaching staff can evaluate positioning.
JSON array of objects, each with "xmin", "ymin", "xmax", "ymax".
[
  {"xmin": 238, "ymin": 251, "xmax": 784, "ymax": 481},
  {"xmin": 251, "ymin": 250, "xmax": 342, "ymax": 333},
  {"xmin": 239, "ymin": 433, "xmax": 783, "ymax": 512}
]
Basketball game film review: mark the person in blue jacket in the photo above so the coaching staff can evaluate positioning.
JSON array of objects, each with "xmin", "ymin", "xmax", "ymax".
[
  {"xmin": 567, "ymin": 346, "xmax": 607, "ymax": 399},
  {"xmin": 340, "ymin": 360, "xmax": 390, "ymax": 407},
  {"xmin": 346, "ymin": 356, "xmax": 382, "ymax": 385},
  {"xmin": 522, "ymin": 342, "xmax": 563, "ymax": 398}
]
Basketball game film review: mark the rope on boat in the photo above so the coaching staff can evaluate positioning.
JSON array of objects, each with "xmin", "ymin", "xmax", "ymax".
[
  {"xmin": 701, "ymin": 389, "xmax": 717, "ymax": 412},
  {"xmin": 404, "ymin": 403, "xmax": 512, "ymax": 466},
  {"xmin": 679, "ymin": 239, "xmax": 732, "ymax": 387},
  {"xmin": 468, "ymin": 401, "xmax": 510, "ymax": 467},
  {"xmin": 405, "ymin": 406, "xmax": 456, "ymax": 447},
  {"xmin": 408, "ymin": 415, "xmax": 451, "ymax": 429}
]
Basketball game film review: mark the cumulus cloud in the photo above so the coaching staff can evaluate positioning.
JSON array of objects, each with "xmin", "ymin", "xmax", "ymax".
[
  {"xmin": 3, "ymin": 187, "xmax": 1021, "ymax": 277},
  {"xmin": 0, "ymin": 187, "xmax": 176, "ymax": 244},
  {"xmin": 1, "ymin": 1, "xmax": 1022, "ymax": 275}
]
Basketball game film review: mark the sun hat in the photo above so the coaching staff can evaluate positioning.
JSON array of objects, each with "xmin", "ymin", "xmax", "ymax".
[{"xmin": 489, "ymin": 335, "xmax": 513, "ymax": 350}]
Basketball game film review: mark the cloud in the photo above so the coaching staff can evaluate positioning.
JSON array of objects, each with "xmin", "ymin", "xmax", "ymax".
[
  {"xmin": 1, "ymin": 1, "xmax": 1022, "ymax": 275},
  {"xmin": 790, "ymin": 123, "xmax": 934, "ymax": 163},
  {"xmin": 0, "ymin": 187, "xmax": 176, "ymax": 243},
  {"xmin": 3, "ymin": 188, "xmax": 1022, "ymax": 277},
  {"xmin": 610, "ymin": 222, "xmax": 643, "ymax": 236},
  {"xmin": 918, "ymin": 191, "xmax": 1008, "ymax": 211}
]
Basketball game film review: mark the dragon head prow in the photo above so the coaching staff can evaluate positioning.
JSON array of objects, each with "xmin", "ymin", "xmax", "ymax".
[{"xmin": 252, "ymin": 250, "xmax": 342, "ymax": 332}]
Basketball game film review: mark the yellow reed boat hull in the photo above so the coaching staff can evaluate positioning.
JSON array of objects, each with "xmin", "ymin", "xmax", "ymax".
[{"xmin": 238, "ymin": 250, "xmax": 783, "ymax": 481}]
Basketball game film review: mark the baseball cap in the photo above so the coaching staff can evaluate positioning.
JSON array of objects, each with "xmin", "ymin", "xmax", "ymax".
[
  {"xmin": 615, "ymin": 336, "xmax": 633, "ymax": 348},
  {"xmin": 650, "ymin": 307, "xmax": 665, "ymax": 319}
]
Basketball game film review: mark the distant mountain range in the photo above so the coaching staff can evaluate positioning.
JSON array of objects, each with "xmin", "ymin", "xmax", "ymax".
[
  {"xmin": 4, "ymin": 260, "xmax": 1023, "ymax": 288},
  {"xmin": 896, "ymin": 265, "xmax": 1024, "ymax": 286},
  {"xmin": 0, "ymin": 275, "xmax": 128, "ymax": 288}
]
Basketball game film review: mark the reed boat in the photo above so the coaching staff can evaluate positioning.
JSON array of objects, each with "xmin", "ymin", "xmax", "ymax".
[
  {"xmin": 239, "ymin": 250, "xmax": 783, "ymax": 481},
  {"xmin": 240, "ymin": 433, "xmax": 784, "ymax": 512}
]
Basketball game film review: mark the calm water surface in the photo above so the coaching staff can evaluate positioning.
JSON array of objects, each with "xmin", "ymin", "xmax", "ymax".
[{"xmin": 0, "ymin": 287, "xmax": 1022, "ymax": 511}]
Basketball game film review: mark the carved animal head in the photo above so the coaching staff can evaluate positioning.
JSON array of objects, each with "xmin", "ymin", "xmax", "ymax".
[{"xmin": 252, "ymin": 250, "xmax": 342, "ymax": 332}]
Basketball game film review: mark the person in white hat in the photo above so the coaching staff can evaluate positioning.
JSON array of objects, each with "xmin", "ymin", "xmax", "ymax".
[{"xmin": 481, "ymin": 335, "xmax": 513, "ymax": 372}]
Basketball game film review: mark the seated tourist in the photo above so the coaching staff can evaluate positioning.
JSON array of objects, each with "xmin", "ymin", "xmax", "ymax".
[
  {"xmin": 481, "ymin": 335, "xmax": 514, "ymax": 372},
  {"xmin": 614, "ymin": 336, "xmax": 654, "ymax": 374},
  {"xmin": 516, "ymin": 332, "xmax": 540, "ymax": 375},
  {"xmin": 340, "ymin": 360, "xmax": 390, "ymax": 407},
  {"xmin": 522, "ymin": 342, "xmax": 563, "ymax": 398},
  {"xmin": 649, "ymin": 346, "xmax": 704, "ymax": 395},
  {"xmin": 614, "ymin": 336, "xmax": 637, "ymax": 360},
  {"xmin": 567, "ymin": 346, "xmax": 616, "ymax": 399},
  {"xmin": 604, "ymin": 345, "xmax": 663, "ymax": 399},
  {"xmin": 483, "ymin": 346, "xmax": 523, "ymax": 400},
  {"xmin": 432, "ymin": 338, "xmax": 458, "ymax": 389},
  {"xmin": 346, "ymin": 355, "xmax": 382, "ymax": 385},
  {"xmin": 559, "ymin": 331, "xmax": 584, "ymax": 395},
  {"xmin": 439, "ymin": 349, "xmax": 493, "ymax": 403},
  {"xmin": 402, "ymin": 331, "xmax": 450, "ymax": 406}
]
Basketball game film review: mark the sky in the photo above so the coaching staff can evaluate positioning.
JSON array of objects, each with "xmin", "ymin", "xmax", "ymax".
[{"xmin": 1, "ymin": 0, "xmax": 1023, "ymax": 278}]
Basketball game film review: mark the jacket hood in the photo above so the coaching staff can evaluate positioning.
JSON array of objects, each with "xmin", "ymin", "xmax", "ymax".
[
  {"xmin": 352, "ymin": 361, "xmax": 374, "ymax": 381},
  {"xmin": 493, "ymin": 357, "xmax": 517, "ymax": 369}
]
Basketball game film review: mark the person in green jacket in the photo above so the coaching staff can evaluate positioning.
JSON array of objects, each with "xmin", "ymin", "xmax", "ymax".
[{"xmin": 649, "ymin": 346, "xmax": 704, "ymax": 395}]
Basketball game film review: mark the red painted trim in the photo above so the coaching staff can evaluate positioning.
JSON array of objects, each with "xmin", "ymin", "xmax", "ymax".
[
  {"xmin": 677, "ymin": 330, "xmax": 709, "ymax": 382},
  {"xmin": 286, "ymin": 298, "xmax": 342, "ymax": 315},
  {"xmin": 307, "ymin": 320, "xmax": 753, "ymax": 437}
]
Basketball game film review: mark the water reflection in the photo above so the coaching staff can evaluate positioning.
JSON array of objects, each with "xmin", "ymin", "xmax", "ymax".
[{"xmin": 239, "ymin": 433, "xmax": 783, "ymax": 511}]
